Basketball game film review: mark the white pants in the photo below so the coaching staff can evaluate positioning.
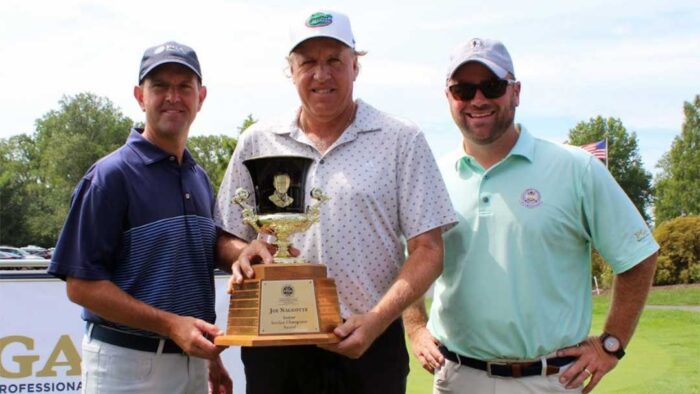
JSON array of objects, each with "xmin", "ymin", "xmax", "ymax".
[
  {"xmin": 81, "ymin": 335, "xmax": 208, "ymax": 394},
  {"xmin": 434, "ymin": 358, "xmax": 582, "ymax": 394}
]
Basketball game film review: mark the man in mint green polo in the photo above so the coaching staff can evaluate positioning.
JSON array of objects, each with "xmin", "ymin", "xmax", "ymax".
[{"xmin": 403, "ymin": 38, "xmax": 658, "ymax": 393}]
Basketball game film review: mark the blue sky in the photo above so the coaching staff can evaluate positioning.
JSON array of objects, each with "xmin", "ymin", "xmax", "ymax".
[{"xmin": 1, "ymin": 0, "xmax": 698, "ymax": 175}]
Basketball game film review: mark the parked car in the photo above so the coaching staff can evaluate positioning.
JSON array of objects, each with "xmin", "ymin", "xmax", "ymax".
[
  {"xmin": 0, "ymin": 251, "xmax": 21, "ymax": 259},
  {"xmin": 21, "ymin": 245, "xmax": 52, "ymax": 259},
  {"xmin": 0, "ymin": 246, "xmax": 44, "ymax": 259}
]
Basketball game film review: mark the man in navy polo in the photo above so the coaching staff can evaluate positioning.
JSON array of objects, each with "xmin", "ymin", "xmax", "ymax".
[{"xmin": 49, "ymin": 41, "xmax": 232, "ymax": 394}]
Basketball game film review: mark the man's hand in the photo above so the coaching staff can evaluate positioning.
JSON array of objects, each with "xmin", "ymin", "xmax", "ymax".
[
  {"xmin": 557, "ymin": 336, "xmax": 619, "ymax": 393},
  {"xmin": 228, "ymin": 240, "xmax": 275, "ymax": 291},
  {"xmin": 228, "ymin": 239, "xmax": 301, "ymax": 292},
  {"xmin": 167, "ymin": 316, "xmax": 224, "ymax": 359},
  {"xmin": 558, "ymin": 254, "xmax": 656, "ymax": 393},
  {"xmin": 208, "ymin": 354, "xmax": 233, "ymax": 394},
  {"xmin": 407, "ymin": 326, "xmax": 444, "ymax": 374},
  {"xmin": 318, "ymin": 313, "xmax": 388, "ymax": 359}
]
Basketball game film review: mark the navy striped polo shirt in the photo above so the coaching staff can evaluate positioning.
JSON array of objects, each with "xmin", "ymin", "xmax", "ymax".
[{"xmin": 49, "ymin": 129, "xmax": 217, "ymax": 337}]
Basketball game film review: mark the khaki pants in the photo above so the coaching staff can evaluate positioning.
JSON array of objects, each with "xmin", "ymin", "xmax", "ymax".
[
  {"xmin": 81, "ymin": 335, "xmax": 207, "ymax": 394},
  {"xmin": 434, "ymin": 358, "xmax": 582, "ymax": 394}
]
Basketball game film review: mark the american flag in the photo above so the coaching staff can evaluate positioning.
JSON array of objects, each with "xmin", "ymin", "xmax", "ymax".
[{"xmin": 581, "ymin": 140, "xmax": 607, "ymax": 161}]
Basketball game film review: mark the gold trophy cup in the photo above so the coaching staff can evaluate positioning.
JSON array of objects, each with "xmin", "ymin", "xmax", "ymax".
[{"xmin": 215, "ymin": 156, "xmax": 342, "ymax": 346}]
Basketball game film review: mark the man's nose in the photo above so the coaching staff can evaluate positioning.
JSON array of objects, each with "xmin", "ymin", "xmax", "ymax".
[
  {"xmin": 165, "ymin": 87, "xmax": 181, "ymax": 102},
  {"xmin": 471, "ymin": 87, "xmax": 489, "ymax": 103},
  {"xmin": 313, "ymin": 64, "xmax": 331, "ymax": 81}
]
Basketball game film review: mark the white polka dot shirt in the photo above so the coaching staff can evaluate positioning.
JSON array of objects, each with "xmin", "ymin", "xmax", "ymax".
[{"xmin": 215, "ymin": 99, "xmax": 457, "ymax": 316}]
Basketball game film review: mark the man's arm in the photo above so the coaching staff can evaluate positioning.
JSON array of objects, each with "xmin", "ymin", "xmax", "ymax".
[
  {"xmin": 602, "ymin": 252, "xmax": 658, "ymax": 346},
  {"xmin": 215, "ymin": 230, "xmax": 251, "ymax": 273},
  {"xmin": 67, "ymin": 278, "xmax": 222, "ymax": 359},
  {"xmin": 208, "ymin": 355, "xmax": 233, "ymax": 394},
  {"xmin": 403, "ymin": 298, "xmax": 444, "ymax": 373},
  {"xmin": 321, "ymin": 227, "xmax": 444, "ymax": 359},
  {"xmin": 558, "ymin": 252, "xmax": 657, "ymax": 393}
]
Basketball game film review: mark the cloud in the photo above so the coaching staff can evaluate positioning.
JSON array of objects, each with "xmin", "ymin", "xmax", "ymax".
[{"xmin": 1, "ymin": 0, "xmax": 698, "ymax": 183}]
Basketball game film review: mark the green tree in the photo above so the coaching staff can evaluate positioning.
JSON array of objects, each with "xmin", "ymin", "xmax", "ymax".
[
  {"xmin": 29, "ymin": 93, "xmax": 133, "ymax": 244},
  {"xmin": 567, "ymin": 116, "xmax": 653, "ymax": 223},
  {"xmin": 187, "ymin": 135, "xmax": 237, "ymax": 193},
  {"xmin": 654, "ymin": 95, "xmax": 700, "ymax": 225},
  {"xmin": 652, "ymin": 216, "xmax": 700, "ymax": 285},
  {"xmin": 0, "ymin": 134, "xmax": 40, "ymax": 245},
  {"xmin": 188, "ymin": 115, "xmax": 255, "ymax": 192},
  {"xmin": 238, "ymin": 114, "xmax": 257, "ymax": 135}
]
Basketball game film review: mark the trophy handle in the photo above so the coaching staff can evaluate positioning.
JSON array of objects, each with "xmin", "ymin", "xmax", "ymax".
[
  {"xmin": 231, "ymin": 187, "xmax": 330, "ymax": 263},
  {"xmin": 306, "ymin": 188, "xmax": 330, "ymax": 224},
  {"xmin": 233, "ymin": 188, "xmax": 262, "ymax": 233}
]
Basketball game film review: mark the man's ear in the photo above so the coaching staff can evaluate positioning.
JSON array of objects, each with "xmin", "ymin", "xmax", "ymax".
[
  {"xmin": 352, "ymin": 56, "xmax": 359, "ymax": 81},
  {"xmin": 197, "ymin": 86, "xmax": 207, "ymax": 111},
  {"xmin": 134, "ymin": 85, "xmax": 146, "ymax": 112}
]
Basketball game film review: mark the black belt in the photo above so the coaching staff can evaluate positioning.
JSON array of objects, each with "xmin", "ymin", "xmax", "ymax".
[
  {"xmin": 89, "ymin": 324, "xmax": 184, "ymax": 354},
  {"xmin": 439, "ymin": 346, "xmax": 576, "ymax": 378}
]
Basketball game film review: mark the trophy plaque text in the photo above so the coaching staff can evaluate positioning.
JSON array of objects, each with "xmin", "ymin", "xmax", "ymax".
[{"xmin": 215, "ymin": 156, "xmax": 342, "ymax": 347}]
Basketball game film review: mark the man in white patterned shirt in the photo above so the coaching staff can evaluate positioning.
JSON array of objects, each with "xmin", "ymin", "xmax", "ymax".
[{"xmin": 215, "ymin": 9, "xmax": 456, "ymax": 394}]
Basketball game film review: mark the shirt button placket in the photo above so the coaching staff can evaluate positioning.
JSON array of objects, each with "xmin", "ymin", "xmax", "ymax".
[
  {"xmin": 479, "ymin": 172, "xmax": 492, "ymax": 213},
  {"xmin": 180, "ymin": 165, "xmax": 195, "ymax": 215}
]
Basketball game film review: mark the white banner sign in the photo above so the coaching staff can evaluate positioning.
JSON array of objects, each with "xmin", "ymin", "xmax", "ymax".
[{"xmin": 0, "ymin": 274, "xmax": 245, "ymax": 393}]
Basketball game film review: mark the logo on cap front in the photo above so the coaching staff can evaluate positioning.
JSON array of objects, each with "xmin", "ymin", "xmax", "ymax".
[
  {"xmin": 154, "ymin": 43, "xmax": 186, "ymax": 55},
  {"xmin": 306, "ymin": 12, "xmax": 333, "ymax": 27}
]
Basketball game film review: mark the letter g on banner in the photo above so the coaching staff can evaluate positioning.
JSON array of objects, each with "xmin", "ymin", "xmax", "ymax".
[
  {"xmin": 0, "ymin": 335, "xmax": 81, "ymax": 378},
  {"xmin": 0, "ymin": 336, "xmax": 40, "ymax": 378}
]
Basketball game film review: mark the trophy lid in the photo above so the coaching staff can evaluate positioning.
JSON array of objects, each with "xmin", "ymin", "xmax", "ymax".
[{"xmin": 243, "ymin": 155, "xmax": 314, "ymax": 214}]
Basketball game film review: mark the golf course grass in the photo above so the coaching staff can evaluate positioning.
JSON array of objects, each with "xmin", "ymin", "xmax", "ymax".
[{"xmin": 406, "ymin": 285, "xmax": 700, "ymax": 393}]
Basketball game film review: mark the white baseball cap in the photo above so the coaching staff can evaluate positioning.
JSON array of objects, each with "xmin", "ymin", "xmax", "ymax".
[
  {"xmin": 446, "ymin": 38, "xmax": 514, "ymax": 80},
  {"xmin": 289, "ymin": 9, "xmax": 356, "ymax": 53}
]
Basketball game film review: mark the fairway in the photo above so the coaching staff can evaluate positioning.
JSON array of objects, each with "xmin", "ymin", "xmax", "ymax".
[{"xmin": 406, "ymin": 286, "xmax": 700, "ymax": 393}]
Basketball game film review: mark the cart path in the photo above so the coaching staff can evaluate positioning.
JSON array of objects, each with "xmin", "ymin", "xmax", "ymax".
[{"xmin": 645, "ymin": 305, "xmax": 700, "ymax": 312}]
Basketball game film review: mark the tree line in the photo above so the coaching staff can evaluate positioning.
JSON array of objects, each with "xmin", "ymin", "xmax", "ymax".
[{"xmin": 1, "ymin": 93, "xmax": 698, "ymax": 285}]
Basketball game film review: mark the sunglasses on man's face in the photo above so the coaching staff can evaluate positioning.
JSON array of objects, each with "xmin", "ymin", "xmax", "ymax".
[{"xmin": 448, "ymin": 79, "xmax": 517, "ymax": 101}]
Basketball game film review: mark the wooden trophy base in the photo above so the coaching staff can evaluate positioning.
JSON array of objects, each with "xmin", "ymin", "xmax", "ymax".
[{"xmin": 215, "ymin": 263, "xmax": 342, "ymax": 347}]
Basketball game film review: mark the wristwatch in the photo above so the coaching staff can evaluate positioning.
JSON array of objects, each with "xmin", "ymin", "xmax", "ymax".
[{"xmin": 600, "ymin": 333, "xmax": 626, "ymax": 359}]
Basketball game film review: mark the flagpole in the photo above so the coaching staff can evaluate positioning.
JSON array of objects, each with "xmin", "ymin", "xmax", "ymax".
[{"xmin": 605, "ymin": 138, "xmax": 609, "ymax": 169}]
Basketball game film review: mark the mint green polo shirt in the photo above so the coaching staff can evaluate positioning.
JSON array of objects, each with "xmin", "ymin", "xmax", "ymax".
[{"xmin": 427, "ymin": 127, "xmax": 659, "ymax": 360}]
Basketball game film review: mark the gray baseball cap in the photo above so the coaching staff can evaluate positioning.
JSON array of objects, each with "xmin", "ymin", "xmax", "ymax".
[
  {"xmin": 138, "ymin": 41, "xmax": 202, "ymax": 84},
  {"xmin": 446, "ymin": 38, "xmax": 514, "ymax": 80}
]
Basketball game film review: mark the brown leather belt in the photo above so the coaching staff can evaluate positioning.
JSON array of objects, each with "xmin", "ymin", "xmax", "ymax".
[{"xmin": 439, "ymin": 346, "xmax": 576, "ymax": 378}]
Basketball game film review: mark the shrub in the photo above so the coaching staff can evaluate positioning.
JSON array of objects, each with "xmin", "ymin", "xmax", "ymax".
[
  {"xmin": 652, "ymin": 216, "xmax": 700, "ymax": 285},
  {"xmin": 591, "ymin": 250, "xmax": 614, "ymax": 289}
]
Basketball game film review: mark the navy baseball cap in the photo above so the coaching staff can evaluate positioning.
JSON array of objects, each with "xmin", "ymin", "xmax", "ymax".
[{"xmin": 138, "ymin": 41, "xmax": 202, "ymax": 84}]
